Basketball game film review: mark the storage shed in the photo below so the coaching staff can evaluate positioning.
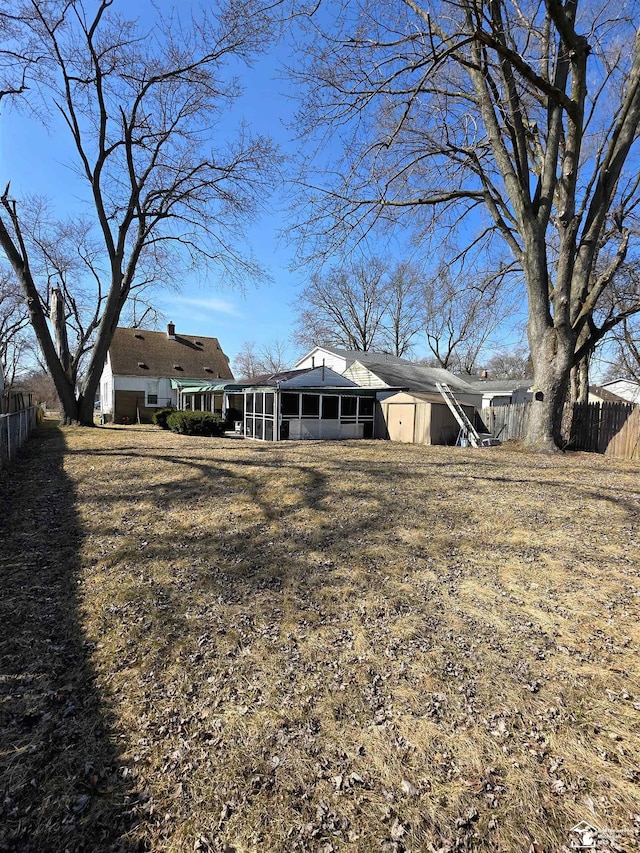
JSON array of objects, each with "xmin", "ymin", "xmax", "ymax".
[{"xmin": 379, "ymin": 391, "xmax": 477, "ymax": 445}]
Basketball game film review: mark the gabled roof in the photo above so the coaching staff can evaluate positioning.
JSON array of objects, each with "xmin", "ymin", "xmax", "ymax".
[
  {"xmin": 296, "ymin": 345, "xmax": 412, "ymax": 368},
  {"xmin": 348, "ymin": 360, "xmax": 477, "ymax": 395},
  {"xmin": 589, "ymin": 384, "xmax": 630, "ymax": 403},
  {"xmin": 458, "ymin": 375, "xmax": 532, "ymax": 394},
  {"xmin": 108, "ymin": 327, "xmax": 234, "ymax": 381},
  {"xmin": 239, "ymin": 366, "xmax": 360, "ymax": 389}
]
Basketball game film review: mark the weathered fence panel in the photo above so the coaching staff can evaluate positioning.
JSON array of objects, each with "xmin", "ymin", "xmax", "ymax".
[
  {"xmin": 482, "ymin": 400, "xmax": 639, "ymax": 461},
  {"xmin": 480, "ymin": 403, "xmax": 531, "ymax": 442},
  {"xmin": 602, "ymin": 404, "xmax": 640, "ymax": 461},
  {"xmin": 0, "ymin": 406, "xmax": 38, "ymax": 469}
]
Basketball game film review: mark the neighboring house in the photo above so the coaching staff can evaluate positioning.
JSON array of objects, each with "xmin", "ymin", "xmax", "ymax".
[
  {"xmin": 339, "ymin": 361, "xmax": 481, "ymax": 445},
  {"xmin": 343, "ymin": 360, "xmax": 481, "ymax": 405},
  {"xmin": 599, "ymin": 378, "xmax": 640, "ymax": 405},
  {"xmin": 588, "ymin": 384, "xmax": 629, "ymax": 404},
  {"xmin": 294, "ymin": 346, "xmax": 412, "ymax": 374},
  {"xmin": 456, "ymin": 374, "xmax": 533, "ymax": 407},
  {"xmin": 100, "ymin": 323, "xmax": 234, "ymax": 423}
]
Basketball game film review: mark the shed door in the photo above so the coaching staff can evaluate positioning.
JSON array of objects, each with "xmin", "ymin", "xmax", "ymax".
[{"xmin": 387, "ymin": 403, "xmax": 415, "ymax": 443}]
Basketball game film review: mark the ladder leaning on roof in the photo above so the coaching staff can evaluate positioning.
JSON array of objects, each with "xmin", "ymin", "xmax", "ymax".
[{"xmin": 435, "ymin": 382, "xmax": 499, "ymax": 447}]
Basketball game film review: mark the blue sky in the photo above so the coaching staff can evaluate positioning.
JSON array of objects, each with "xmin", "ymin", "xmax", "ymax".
[
  {"xmin": 0, "ymin": 6, "xmax": 310, "ymax": 370},
  {"xmin": 0, "ymin": 0, "xmax": 531, "ymax": 376}
]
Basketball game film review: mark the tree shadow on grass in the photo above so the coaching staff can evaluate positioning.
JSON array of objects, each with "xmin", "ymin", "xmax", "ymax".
[{"xmin": 0, "ymin": 422, "xmax": 142, "ymax": 852}]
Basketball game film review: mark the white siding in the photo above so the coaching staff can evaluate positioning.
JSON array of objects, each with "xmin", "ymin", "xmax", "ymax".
[
  {"xmin": 294, "ymin": 348, "xmax": 348, "ymax": 373},
  {"xmin": 99, "ymin": 355, "xmax": 114, "ymax": 413},
  {"xmin": 602, "ymin": 379, "xmax": 640, "ymax": 404},
  {"xmin": 342, "ymin": 363, "xmax": 390, "ymax": 388}
]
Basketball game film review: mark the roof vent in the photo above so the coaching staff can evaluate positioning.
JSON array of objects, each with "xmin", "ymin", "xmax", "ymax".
[
  {"xmin": 204, "ymin": 367, "xmax": 213, "ymax": 373},
  {"xmin": 138, "ymin": 362, "xmax": 148, "ymax": 369},
  {"xmin": 134, "ymin": 333, "xmax": 144, "ymax": 339},
  {"xmin": 195, "ymin": 340, "xmax": 203, "ymax": 346},
  {"xmin": 173, "ymin": 364, "xmax": 184, "ymax": 371}
]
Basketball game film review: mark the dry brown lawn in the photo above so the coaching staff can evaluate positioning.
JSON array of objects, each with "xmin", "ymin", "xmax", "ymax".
[{"xmin": 1, "ymin": 419, "xmax": 639, "ymax": 852}]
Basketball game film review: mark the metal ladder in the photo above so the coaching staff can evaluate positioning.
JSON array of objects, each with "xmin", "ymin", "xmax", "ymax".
[{"xmin": 436, "ymin": 382, "xmax": 497, "ymax": 447}]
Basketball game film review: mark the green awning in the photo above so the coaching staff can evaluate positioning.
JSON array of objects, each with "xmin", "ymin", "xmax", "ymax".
[{"xmin": 170, "ymin": 379, "xmax": 230, "ymax": 393}]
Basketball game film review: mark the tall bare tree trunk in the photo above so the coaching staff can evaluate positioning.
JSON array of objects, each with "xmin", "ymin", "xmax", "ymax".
[{"xmin": 569, "ymin": 354, "xmax": 590, "ymax": 404}]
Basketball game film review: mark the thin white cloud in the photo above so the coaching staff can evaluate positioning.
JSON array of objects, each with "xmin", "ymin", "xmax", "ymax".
[{"xmin": 163, "ymin": 296, "xmax": 242, "ymax": 317}]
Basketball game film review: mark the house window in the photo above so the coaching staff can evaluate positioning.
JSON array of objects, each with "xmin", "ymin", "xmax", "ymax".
[{"xmin": 146, "ymin": 381, "xmax": 159, "ymax": 406}]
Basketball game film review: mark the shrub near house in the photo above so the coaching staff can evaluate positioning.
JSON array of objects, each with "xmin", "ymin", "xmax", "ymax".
[
  {"xmin": 151, "ymin": 408, "xmax": 175, "ymax": 430},
  {"xmin": 166, "ymin": 410, "xmax": 225, "ymax": 436}
]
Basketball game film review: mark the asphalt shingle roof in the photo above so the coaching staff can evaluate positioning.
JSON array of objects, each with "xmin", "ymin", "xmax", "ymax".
[
  {"xmin": 355, "ymin": 361, "xmax": 477, "ymax": 394},
  {"xmin": 108, "ymin": 327, "xmax": 234, "ymax": 381}
]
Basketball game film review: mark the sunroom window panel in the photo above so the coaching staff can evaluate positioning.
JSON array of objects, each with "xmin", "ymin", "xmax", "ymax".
[
  {"xmin": 341, "ymin": 396, "xmax": 357, "ymax": 420},
  {"xmin": 359, "ymin": 397, "xmax": 374, "ymax": 418},
  {"xmin": 281, "ymin": 393, "xmax": 299, "ymax": 417},
  {"xmin": 322, "ymin": 396, "xmax": 338, "ymax": 419},
  {"xmin": 302, "ymin": 394, "xmax": 320, "ymax": 417},
  {"xmin": 265, "ymin": 393, "xmax": 274, "ymax": 415}
]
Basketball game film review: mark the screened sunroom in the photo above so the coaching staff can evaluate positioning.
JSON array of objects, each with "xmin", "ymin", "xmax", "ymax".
[
  {"xmin": 243, "ymin": 386, "xmax": 376, "ymax": 441},
  {"xmin": 175, "ymin": 367, "xmax": 379, "ymax": 441}
]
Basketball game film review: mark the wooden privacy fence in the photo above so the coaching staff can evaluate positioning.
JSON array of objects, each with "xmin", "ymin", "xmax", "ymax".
[
  {"xmin": 571, "ymin": 402, "xmax": 640, "ymax": 460},
  {"xmin": 481, "ymin": 403, "xmax": 531, "ymax": 443},
  {"xmin": 481, "ymin": 401, "xmax": 640, "ymax": 461},
  {"xmin": 0, "ymin": 406, "xmax": 38, "ymax": 469}
]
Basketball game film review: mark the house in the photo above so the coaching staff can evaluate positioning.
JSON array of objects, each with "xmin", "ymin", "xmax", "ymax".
[
  {"xmin": 598, "ymin": 378, "xmax": 640, "ymax": 405},
  {"xmin": 588, "ymin": 384, "xmax": 629, "ymax": 404},
  {"xmin": 342, "ymin": 360, "xmax": 481, "ymax": 404},
  {"xmin": 293, "ymin": 353, "xmax": 492, "ymax": 445},
  {"xmin": 180, "ymin": 367, "xmax": 378, "ymax": 441},
  {"xmin": 100, "ymin": 323, "xmax": 233, "ymax": 423},
  {"xmin": 455, "ymin": 373, "xmax": 533, "ymax": 407},
  {"xmin": 294, "ymin": 345, "xmax": 412, "ymax": 374},
  {"xmin": 339, "ymin": 361, "xmax": 481, "ymax": 445}
]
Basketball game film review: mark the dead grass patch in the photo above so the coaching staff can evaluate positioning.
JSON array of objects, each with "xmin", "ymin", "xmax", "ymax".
[{"xmin": 1, "ymin": 422, "xmax": 639, "ymax": 851}]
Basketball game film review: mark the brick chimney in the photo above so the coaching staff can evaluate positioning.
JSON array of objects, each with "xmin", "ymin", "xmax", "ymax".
[{"xmin": 167, "ymin": 322, "xmax": 176, "ymax": 339}]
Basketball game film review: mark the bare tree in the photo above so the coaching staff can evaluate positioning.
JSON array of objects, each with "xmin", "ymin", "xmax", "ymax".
[
  {"xmin": 381, "ymin": 261, "xmax": 425, "ymax": 356},
  {"xmin": 294, "ymin": 258, "xmax": 389, "ymax": 351},
  {"xmin": 422, "ymin": 265, "xmax": 515, "ymax": 373},
  {"xmin": 294, "ymin": 257, "xmax": 423, "ymax": 355},
  {"xmin": 0, "ymin": 265, "xmax": 30, "ymax": 385},
  {"xmin": 485, "ymin": 346, "xmax": 531, "ymax": 380},
  {"xmin": 598, "ymin": 264, "xmax": 640, "ymax": 382},
  {"xmin": 0, "ymin": 0, "xmax": 281, "ymax": 424},
  {"xmin": 233, "ymin": 339, "xmax": 293, "ymax": 379},
  {"xmin": 292, "ymin": 1, "xmax": 640, "ymax": 450}
]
